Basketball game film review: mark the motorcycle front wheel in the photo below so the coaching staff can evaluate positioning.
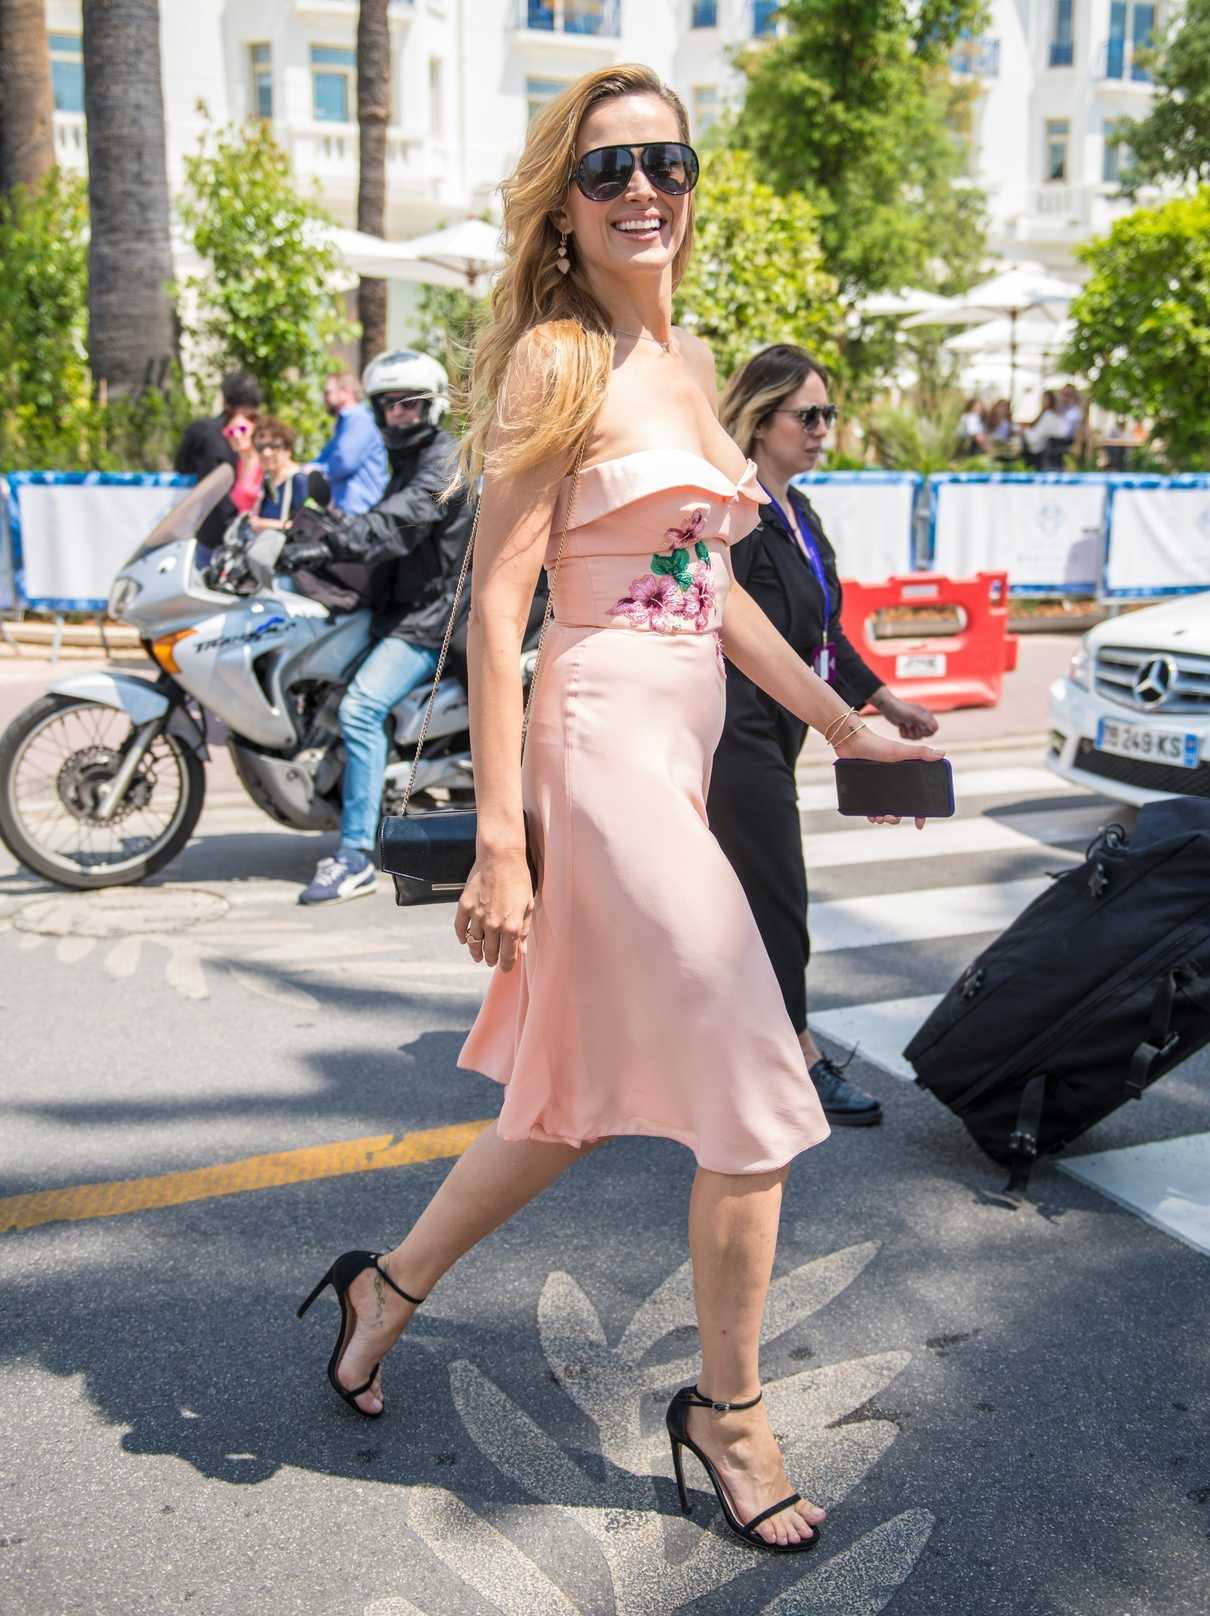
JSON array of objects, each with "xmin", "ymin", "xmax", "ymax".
[{"xmin": 0, "ymin": 694, "xmax": 206, "ymax": 889}]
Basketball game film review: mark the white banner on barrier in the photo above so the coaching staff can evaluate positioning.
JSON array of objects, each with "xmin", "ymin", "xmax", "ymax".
[
  {"xmin": 14, "ymin": 479, "xmax": 192, "ymax": 609},
  {"xmin": 1103, "ymin": 480, "xmax": 1210, "ymax": 597},
  {"xmin": 792, "ymin": 474, "xmax": 917, "ymax": 582},
  {"xmin": 930, "ymin": 476, "xmax": 1106, "ymax": 593}
]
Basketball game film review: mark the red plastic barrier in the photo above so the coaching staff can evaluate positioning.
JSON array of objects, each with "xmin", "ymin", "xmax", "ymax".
[{"xmin": 839, "ymin": 571, "xmax": 1019, "ymax": 713}]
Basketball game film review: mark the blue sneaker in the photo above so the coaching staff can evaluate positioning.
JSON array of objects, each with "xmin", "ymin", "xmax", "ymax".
[{"xmin": 298, "ymin": 849, "xmax": 377, "ymax": 906}]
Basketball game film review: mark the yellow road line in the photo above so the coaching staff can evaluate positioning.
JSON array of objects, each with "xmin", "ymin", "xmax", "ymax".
[{"xmin": 0, "ymin": 1119, "xmax": 491, "ymax": 1234}]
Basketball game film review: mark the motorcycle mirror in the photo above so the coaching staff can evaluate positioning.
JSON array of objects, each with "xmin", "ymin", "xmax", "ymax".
[{"xmin": 306, "ymin": 470, "xmax": 332, "ymax": 508}]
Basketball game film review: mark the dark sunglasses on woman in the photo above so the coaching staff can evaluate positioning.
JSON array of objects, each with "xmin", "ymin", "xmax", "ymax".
[
  {"xmin": 777, "ymin": 405, "xmax": 839, "ymax": 432},
  {"xmin": 574, "ymin": 142, "xmax": 700, "ymax": 203}
]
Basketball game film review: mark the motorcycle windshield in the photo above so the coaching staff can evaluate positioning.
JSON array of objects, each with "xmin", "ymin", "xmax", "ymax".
[{"xmin": 127, "ymin": 464, "xmax": 235, "ymax": 560}]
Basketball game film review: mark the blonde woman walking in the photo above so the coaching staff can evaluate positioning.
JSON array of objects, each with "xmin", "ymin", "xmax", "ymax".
[{"xmin": 298, "ymin": 64, "xmax": 938, "ymax": 1555}]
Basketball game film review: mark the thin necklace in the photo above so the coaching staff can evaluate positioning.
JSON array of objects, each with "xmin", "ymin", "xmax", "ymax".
[{"xmin": 613, "ymin": 328, "xmax": 674, "ymax": 354}]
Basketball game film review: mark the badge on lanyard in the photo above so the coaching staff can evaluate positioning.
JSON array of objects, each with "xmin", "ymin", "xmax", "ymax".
[{"xmin": 759, "ymin": 481, "xmax": 837, "ymax": 684}]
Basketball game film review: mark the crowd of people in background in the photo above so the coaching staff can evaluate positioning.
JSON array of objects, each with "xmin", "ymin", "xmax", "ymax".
[
  {"xmin": 957, "ymin": 383, "xmax": 1093, "ymax": 468},
  {"xmin": 174, "ymin": 369, "xmax": 390, "ymax": 553}
]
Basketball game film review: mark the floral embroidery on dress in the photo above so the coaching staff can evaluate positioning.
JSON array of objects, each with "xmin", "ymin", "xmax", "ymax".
[{"xmin": 610, "ymin": 506, "xmax": 719, "ymax": 633}]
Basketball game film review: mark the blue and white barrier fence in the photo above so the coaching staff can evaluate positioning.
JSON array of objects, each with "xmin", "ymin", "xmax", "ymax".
[
  {"xmin": 0, "ymin": 471, "xmax": 194, "ymax": 613},
  {"xmin": 1, "ymin": 468, "xmax": 1207, "ymax": 613}
]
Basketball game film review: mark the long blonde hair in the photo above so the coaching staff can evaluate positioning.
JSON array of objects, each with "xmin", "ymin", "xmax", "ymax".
[
  {"xmin": 719, "ymin": 344, "xmax": 832, "ymax": 459},
  {"xmin": 456, "ymin": 65, "xmax": 695, "ymax": 488}
]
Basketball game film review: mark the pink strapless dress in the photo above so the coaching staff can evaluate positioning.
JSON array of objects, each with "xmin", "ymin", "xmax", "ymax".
[{"xmin": 458, "ymin": 450, "xmax": 830, "ymax": 1173}]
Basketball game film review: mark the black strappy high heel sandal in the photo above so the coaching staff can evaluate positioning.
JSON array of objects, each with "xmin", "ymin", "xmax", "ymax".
[
  {"xmin": 297, "ymin": 1249, "xmax": 425, "ymax": 1419},
  {"xmin": 665, "ymin": 1385, "xmax": 822, "ymax": 1554}
]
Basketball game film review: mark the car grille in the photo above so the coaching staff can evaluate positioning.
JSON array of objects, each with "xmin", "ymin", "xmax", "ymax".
[
  {"xmin": 1094, "ymin": 645, "xmax": 1210, "ymax": 715},
  {"xmin": 1075, "ymin": 745, "xmax": 1210, "ymax": 799}
]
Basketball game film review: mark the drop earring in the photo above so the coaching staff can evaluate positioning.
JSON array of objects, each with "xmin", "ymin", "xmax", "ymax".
[{"xmin": 555, "ymin": 231, "xmax": 571, "ymax": 274}]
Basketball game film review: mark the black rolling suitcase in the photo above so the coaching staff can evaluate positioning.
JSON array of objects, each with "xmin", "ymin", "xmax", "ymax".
[{"xmin": 904, "ymin": 795, "xmax": 1210, "ymax": 1192}]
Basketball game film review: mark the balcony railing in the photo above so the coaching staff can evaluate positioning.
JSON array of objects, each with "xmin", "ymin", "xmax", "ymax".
[
  {"xmin": 1098, "ymin": 36, "xmax": 1153, "ymax": 82},
  {"xmin": 288, "ymin": 123, "xmax": 431, "ymax": 188},
  {"xmin": 950, "ymin": 37, "xmax": 1000, "ymax": 77},
  {"xmin": 52, "ymin": 112, "xmax": 87, "ymax": 170},
  {"xmin": 512, "ymin": 0, "xmax": 621, "ymax": 35}
]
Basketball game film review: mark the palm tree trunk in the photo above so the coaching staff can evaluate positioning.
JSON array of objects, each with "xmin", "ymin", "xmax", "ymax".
[
  {"xmin": 0, "ymin": 0, "xmax": 55, "ymax": 194},
  {"xmin": 82, "ymin": 0, "xmax": 177, "ymax": 395},
  {"xmin": 357, "ymin": 0, "xmax": 391, "ymax": 370}
]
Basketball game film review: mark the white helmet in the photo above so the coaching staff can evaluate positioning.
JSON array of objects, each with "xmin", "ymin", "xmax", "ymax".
[{"xmin": 362, "ymin": 349, "xmax": 449, "ymax": 448}]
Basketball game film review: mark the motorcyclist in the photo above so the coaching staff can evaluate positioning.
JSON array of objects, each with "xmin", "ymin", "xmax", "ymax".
[{"xmin": 280, "ymin": 350, "xmax": 473, "ymax": 905}]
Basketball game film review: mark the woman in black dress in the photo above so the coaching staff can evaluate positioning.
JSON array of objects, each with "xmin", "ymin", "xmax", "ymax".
[{"xmin": 709, "ymin": 345, "xmax": 939, "ymax": 1126}]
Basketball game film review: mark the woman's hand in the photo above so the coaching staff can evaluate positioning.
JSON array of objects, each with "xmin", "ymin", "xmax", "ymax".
[
  {"xmin": 871, "ymin": 690, "xmax": 940, "ymax": 741},
  {"xmin": 454, "ymin": 847, "xmax": 534, "ymax": 972},
  {"xmin": 833, "ymin": 723, "xmax": 946, "ymax": 829}
]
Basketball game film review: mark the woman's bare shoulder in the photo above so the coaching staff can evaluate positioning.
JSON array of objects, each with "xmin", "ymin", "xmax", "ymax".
[{"xmin": 673, "ymin": 328, "xmax": 718, "ymax": 393}]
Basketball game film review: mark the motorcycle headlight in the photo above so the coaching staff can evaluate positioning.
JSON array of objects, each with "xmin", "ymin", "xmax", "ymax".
[
  {"xmin": 108, "ymin": 576, "xmax": 142, "ymax": 620},
  {"xmin": 1068, "ymin": 642, "xmax": 1092, "ymax": 690}
]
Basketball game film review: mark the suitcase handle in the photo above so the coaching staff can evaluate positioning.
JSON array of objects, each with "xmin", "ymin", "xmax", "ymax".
[{"xmin": 1124, "ymin": 964, "xmax": 1207, "ymax": 1097}]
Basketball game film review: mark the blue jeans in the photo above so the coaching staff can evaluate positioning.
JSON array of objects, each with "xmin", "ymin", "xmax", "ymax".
[{"xmin": 338, "ymin": 635, "xmax": 440, "ymax": 851}]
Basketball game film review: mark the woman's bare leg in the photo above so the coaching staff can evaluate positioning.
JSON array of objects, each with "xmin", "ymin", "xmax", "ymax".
[
  {"xmin": 334, "ymin": 1122, "xmax": 596, "ymax": 1412},
  {"xmin": 686, "ymin": 1165, "xmax": 827, "ymax": 1547}
]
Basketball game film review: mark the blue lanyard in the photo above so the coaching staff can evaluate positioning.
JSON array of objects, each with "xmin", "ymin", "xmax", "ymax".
[{"xmin": 758, "ymin": 481, "xmax": 831, "ymax": 636}]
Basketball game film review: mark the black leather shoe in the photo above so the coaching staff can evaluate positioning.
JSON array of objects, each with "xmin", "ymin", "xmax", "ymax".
[{"xmin": 809, "ymin": 1055, "xmax": 883, "ymax": 1127}]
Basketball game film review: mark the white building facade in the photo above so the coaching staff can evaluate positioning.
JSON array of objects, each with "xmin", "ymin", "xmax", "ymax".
[{"xmin": 43, "ymin": 0, "xmax": 1167, "ymax": 293}]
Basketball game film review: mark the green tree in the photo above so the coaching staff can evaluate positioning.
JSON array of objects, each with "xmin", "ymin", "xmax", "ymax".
[
  {"xmin": 0, "ymin": 168, "xmax": 91, "ymax": 467},
  {"xmin": 1063, "ymin": 187, "xmax": 1210, "ymax": 468},
  {"xmin": 732, "ymin": 0, "xmax": 988, "ymax": 299},
  {"xmin": 178, "ymin": 116, "xmax": 355, "ymax": 448},
  {"xmin": 1111, "ymin": 0, "xmax": 1210, "ymax": 197},
  {"xmin": 671, "ymin": 148, "xmax": 840, "ymax": 383}
]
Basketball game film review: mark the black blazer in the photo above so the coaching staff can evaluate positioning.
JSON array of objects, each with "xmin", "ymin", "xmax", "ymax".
[{"xmin": 722, "ymin": 485, "xmax": 882, "ymax": 770}]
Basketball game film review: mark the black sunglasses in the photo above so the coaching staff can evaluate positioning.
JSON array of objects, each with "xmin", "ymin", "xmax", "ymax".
[
  {"xmin": 574, "ymin": 142, "xmax": 700, "ymax": 203},
  {"xmin": 381, "ymin": 393, "xmax": 426, "ymax": 410},
  {"xmin": 776, "ymin": 405, "xmax": 839, "ymax": 431}
]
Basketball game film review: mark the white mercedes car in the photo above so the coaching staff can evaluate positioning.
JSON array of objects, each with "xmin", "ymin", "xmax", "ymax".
[{"xmin": 1047, "ymin": 592, "xmax": 1210, "ymax": 805}]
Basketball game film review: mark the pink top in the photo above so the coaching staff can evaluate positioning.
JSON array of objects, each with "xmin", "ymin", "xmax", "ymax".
[{"xmin": 548, "ymin": 451, "xmax": 769, "ymax": 634}]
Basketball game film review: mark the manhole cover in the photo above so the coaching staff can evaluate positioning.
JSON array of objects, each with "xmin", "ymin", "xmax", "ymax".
[{"xmin": 14, "ymin": 887, "xmax": 230, "ymax": 939}]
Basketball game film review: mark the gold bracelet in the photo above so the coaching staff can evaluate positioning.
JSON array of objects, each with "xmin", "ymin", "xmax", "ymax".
[
  {"xmin": 822, "ymin": 706, "xmax": 857, "ymax": 747},
  {"xmin": 830, "ymin": 719, "xmax": 868, "ymax": 751}
]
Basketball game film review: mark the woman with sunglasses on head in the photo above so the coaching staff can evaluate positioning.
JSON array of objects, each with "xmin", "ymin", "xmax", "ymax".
[
  {"xmin": 710, "ymin": 346, "xmax": 938, "ymax": 1129},
  {"xmin": 297, "ymin": 66, "xmax": 938, "ymax": 1556}
]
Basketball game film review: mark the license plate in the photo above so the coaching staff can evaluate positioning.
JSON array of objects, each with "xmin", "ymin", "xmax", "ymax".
[
  {"xmin": 1096, "ymin": 718, "xmax": 1201, "ymax": 768},
  {"xmin": 896, "ymin": 652, "xmax": 946, "ymax": 679}
]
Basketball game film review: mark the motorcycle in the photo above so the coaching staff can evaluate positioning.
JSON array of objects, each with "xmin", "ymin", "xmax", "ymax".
[{"xmin": 0, "ymin": 465, "xmax": 521, "ymax": 890}]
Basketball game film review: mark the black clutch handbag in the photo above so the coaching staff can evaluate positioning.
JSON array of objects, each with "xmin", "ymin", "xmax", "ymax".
[{"xmin": 378, "ymin": 439, "xmax": 587, "ymax": 906}]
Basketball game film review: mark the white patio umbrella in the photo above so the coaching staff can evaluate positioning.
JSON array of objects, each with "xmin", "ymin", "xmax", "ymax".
[
  {"xmin": 326, "ymin": 219, "xmax": 504, "ymax": 294},
  {"xmin": 944, "ymin": 316, "xmax": 1074, "ymax": 356},
  {"xmin": 854, "ymin": 289, "xmax": 951, "ymax": 319},
  {"xmin": 391, "ymin": 218, "xmax": 505, "ymax": 295},
  {"xmin": 902, "ymin": 263, "xmax": 1078, "ymax": 407}
]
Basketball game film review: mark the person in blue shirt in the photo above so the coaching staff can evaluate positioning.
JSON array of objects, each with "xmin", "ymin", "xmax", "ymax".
[{"xmin": 315, "ymin": 373, "xmax": 389, "ymax": 513}]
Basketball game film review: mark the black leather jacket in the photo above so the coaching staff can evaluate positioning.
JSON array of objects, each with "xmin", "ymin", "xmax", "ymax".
[{"xmin": 286, "ymin": 425, "xmax": 473, "ymax": 646}]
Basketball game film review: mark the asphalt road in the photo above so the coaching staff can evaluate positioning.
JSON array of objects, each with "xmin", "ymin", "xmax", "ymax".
[{"xmin": 1, "ymin": 644, "xmax": 1208, "ymax": 1616}]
